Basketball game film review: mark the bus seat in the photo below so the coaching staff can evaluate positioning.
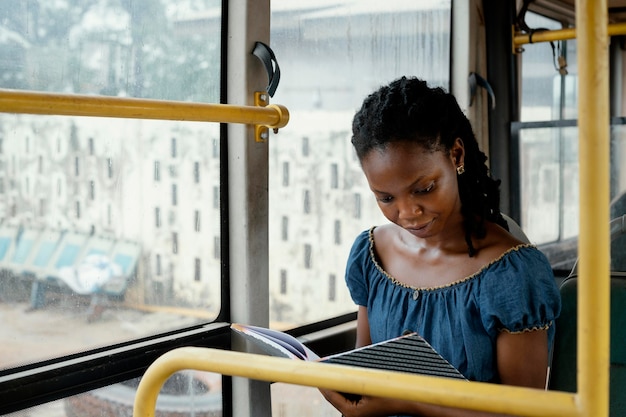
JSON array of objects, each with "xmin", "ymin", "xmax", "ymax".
[
  {"xmin": 501, "ymin": 213, "xmax": 530, "ymax": 243},
  {"xmin": 549, "ymin": 273, "xmax": 626, "ymax": 416}
]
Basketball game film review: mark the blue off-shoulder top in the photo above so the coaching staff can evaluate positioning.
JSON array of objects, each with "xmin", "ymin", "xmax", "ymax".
[{"xmin": 345, "ymin": 227, "xmax": 562, "ymax": 383}]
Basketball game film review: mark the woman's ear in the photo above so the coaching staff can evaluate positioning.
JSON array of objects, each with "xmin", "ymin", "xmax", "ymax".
[{"xmin": 451, "ymin": 138, "xmax": 465, "ymax": 167}]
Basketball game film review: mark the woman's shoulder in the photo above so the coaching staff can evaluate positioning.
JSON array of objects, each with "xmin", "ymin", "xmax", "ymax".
[
  {"xmin": 478, "ymin": 226, "xmax": 553, "ymax": 283},
  {"xmin": 477, "ymin": 240, "xmax": 560, "ymax": 333},
  {"xmin": 484, "ymin": 243, "xmax": 547, "ymax": 274},
  {"xmin": 347, "ymin": 225, "xmax": 401, "ymax": 275},
  {"xmin": 475, "ymin": 221, "xmax": 532, "ymax": 262},
  {"xmin": 353, "ymin": 224, "xmax": 399, "ymax": 250},
  {"xmin": 370, "ymin": 223, "xmax": 399, "ymax": 243},
  {"xmin": 467, "ymin": 222, "xmax": 554, "ymax": 286}
]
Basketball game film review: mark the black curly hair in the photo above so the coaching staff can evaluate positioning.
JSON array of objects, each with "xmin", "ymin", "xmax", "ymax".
[{"xmin": 351, "ymin": 76, "xmax": 508, "ymax": 257}]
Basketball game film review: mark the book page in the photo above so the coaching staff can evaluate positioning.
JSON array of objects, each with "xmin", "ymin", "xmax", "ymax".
[{"xmin": 231, "ymin": 323, "xmax": 320, "ymax": 360}]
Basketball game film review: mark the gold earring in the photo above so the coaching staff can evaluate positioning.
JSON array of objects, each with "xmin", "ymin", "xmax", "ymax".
[{"xmin": 456, "ymin": 164, "xmax": 465, "ymax": 175}]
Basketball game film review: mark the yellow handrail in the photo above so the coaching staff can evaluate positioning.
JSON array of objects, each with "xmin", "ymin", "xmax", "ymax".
[
  {"xmin": 132, "ymin": 347, "xmax": 578, "ymax": 417},
  {"xmin": 0, "ymin": 89, "xmax": 289, "ymax": 142},
  {"xmin": 513, "ymin": 21, "xmax": 626, "ymax": 49}
]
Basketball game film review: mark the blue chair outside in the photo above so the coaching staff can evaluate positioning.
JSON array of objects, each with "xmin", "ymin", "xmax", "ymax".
[
  {"xmin": 0, "ymin": 225, "xmax": 18, "ymax": 264},
  {"xmin": 22, "ymin": 230, "xmax": 63, "ymax": 278},
  {"xmin": 5, "ymin": 229, "xmax": 43, "ymax": 276},
  {"xmin": 28, "ymin": 231, "xmax": 89, "ymax": 310}
]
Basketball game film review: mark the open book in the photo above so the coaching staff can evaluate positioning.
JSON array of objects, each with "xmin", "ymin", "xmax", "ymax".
[{"xmin": 231, "ymin": 323, "xmax": 465, "ymax": 399}]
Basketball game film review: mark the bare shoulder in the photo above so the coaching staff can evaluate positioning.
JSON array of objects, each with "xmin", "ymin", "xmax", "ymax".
[
  {"xmin": 371, "ymin": 223, "xmax": 399, "ymax": 244},
  {"xmin": 477, "ymin": 221, "xmax": 529, "ymax": 261},
  {"xmin": 370, "ymin": 224, "xmax": 408, "ymax": 264}
]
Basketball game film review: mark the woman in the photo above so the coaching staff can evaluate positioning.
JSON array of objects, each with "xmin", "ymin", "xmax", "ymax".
[{"xmin": 321, "ymin": 77, "xmax": 561, "ymax": 417}]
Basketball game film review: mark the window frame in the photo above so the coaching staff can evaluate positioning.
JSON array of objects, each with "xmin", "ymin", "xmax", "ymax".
[{"xmin": 0, "ymin": 0, "xmax": 233, "ymax": 414}]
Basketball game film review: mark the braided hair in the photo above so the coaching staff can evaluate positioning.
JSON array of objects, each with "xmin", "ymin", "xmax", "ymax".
[{"xmin": 351, "ymin": 76, "xmax": 508, "ymax": 257}]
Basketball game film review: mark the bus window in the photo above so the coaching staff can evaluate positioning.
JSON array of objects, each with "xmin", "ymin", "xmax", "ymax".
[
  {"xmin": 517, "ymin": 11, "xmax": 580, "ymax": 248},
  {"xmin": 519, "ymin": 12, "xmax": 575, "ymax": 122},
  {"xmin": 0, "ymin": 1, "xmax": 223, "ymax": 370},
  {"xmin": 516, "ymin": 10, "xmax": 626, "ymax": 273},
  {"xmin": 10, "ymin": 371, "xmax": 223, "ymax": 417},
  {"xmin": 517, "ymin": 124, "xmax": 579, "ymax": 245},
  {"xmin": 268, "ymin": 0, "xmax": 452, "ymax": 328},
  {"xmin": 0, "ymin": 1, "xmax": 220, "ymax": 102}
]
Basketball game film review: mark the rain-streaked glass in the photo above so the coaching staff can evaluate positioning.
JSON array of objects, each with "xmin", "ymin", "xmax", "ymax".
[
  {"xmin": 1, "ymin": 0, "xmax": 222, "ymax": 368},
  {"xmin": 268, "ymin": 0, "xmax": 451, "ymax": 326}
]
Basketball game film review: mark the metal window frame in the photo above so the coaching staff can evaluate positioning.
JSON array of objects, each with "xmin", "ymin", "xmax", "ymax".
[{"xmin": 0, "ymin": 0, "xmax": 289, "ymax": 416}]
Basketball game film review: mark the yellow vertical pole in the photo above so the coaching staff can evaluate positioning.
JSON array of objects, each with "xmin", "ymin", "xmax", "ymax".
[{"xmin": 575, "ymin": 1, "xmax": 610, "ymax": 416}]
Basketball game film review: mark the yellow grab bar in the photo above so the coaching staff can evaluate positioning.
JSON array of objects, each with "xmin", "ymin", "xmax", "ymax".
[
  {"xmin": 0, "ymin": 89, "xmax": 289, "ymax": 142},
  {"xmin": 513, "ymin": 21, "xmax": 626, "ymax": 48},
  {"xmin": 133, "ymin": 347, "xmax": 578, "ymax": 417},
  {"xmin": 575, "ymin": 0, "xmax": 611, "ymax": 416}
]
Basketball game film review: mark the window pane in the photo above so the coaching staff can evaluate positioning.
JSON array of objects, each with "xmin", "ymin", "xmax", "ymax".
[
  {"xmin": 520, "ymin": 12, "xmax": 578, "ymax": 122},
  {"xmin": 519, "ymin": 126, "xmax": 579, "ymax": 245},
  {"xmin": 0, "ymin": 2, "xmax": 222, "ymax": 372},
  {"xmin": 268, "ymin": 0, "xmax": 451, "ymax": 327},
  {"xmin": 8, "ymin": 372, "xmax": 222, "ymax": 417},
  {"xmin": 0, "ymin": 115, "xmax": 221, "ymax": 370},
  {"xmin": 519, "ymin": 122, "xmax": 626, "ymax": 272},
  {"xmin": 0, "ymin": 1, "xmax": 221, "ymax": 102}
]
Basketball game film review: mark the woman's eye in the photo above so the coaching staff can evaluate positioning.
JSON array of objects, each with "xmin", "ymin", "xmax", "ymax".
[
  {"xmin": 416, "ymin": 183, "xmax": 434, "ymax": 194},
  {"xmin": 378, "ymin": 195, "xmax": 393, "ymax": 203}
]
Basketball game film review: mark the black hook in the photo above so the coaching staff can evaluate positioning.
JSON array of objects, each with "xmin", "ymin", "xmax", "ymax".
[{"xmin": 252, "ymin": 42, "xmax": 281, "ymax": 97}]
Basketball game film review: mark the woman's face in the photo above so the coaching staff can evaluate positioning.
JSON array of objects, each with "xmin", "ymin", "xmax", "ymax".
[{"xmin": 360, "ymin": 139, "xmax": 465, "ymax": 239}]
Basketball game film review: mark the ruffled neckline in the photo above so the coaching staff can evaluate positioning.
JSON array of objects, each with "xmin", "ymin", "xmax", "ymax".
[{"xmin": 366, "ymin": 226, "xmax": 535, "ymax": 291}]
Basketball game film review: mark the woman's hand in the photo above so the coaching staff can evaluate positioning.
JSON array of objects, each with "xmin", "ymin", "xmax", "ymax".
[
  {"xmin": 319, "ymin": 388, "xmax": 402, "ymax": 417},
  {"xmin": 320, "ymin": 387, "xmax": 519, "ymax": 417}
]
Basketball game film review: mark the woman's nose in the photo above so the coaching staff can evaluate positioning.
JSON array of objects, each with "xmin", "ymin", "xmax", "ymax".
[{"xmin": 398, "ymin": 200, "xmax": 422, "ymax": 219}]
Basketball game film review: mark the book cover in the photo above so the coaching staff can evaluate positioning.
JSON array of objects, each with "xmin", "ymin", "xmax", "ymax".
[
  {"xmin": 321, "ymin": 332, "xmax": 465, "ymax": 380},
  {"xmin": 230, "ymin": 323, "xmax": 465, "ymax": 380}
]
